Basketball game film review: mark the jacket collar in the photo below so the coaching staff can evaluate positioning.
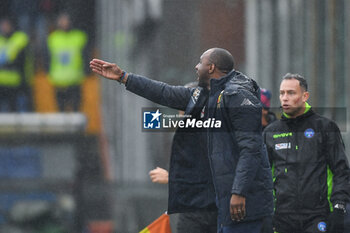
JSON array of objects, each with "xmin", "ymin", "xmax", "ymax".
[
  {"xmin": 209, "ymin": 70, "xmax": 236, "ymax": 93},
  {"xmin": 281, "ymin": 102, "xmax": 314, "ymax": 121},
  {"xmin": 185, "ymin": 87, "xmax": 209, "ymax": 116}
]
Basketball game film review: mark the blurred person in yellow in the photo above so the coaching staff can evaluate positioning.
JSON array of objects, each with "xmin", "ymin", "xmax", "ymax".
[
  {"xmin": 0, "ymin": 17, "xmax": 31, "ymax": 112},
  {"xmin": 46, "ymin": 12, "xmax": 88, "ymax": 112}
]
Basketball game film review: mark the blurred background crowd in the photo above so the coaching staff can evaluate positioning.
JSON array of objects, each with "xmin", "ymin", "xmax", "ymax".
[{"xmin": 0, "ymin": 0, "xmax": 95, "ymax": 113}]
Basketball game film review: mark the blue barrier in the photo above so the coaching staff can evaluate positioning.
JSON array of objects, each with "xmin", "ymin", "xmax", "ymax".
[{"xmin": 0, "ymin": 147, "xmax": 42, "ymax": 178}]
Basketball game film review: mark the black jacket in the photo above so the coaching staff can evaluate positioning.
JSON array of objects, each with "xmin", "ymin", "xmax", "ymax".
[
  {"xmin": 126, "ymin": 75, "xmax": 216, "ymax": 214},
  {"xmin": 168, "ymin": 87, "xmax": 217, "ymax": 213},
  {"xmin": 125, "ymin": 71, "xmax": 274, "ymax": 226},
  {"xmin": 206, "ymin": 70, "xmax": 273, "ymax": 226},
  {"xmin": 263, "ymin": 108, "xmax": 350, "ymax": 215}
]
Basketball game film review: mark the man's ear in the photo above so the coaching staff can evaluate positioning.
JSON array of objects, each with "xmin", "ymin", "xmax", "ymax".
[
  {"xmin": 303, "ymin": 91, "xmax": 309, "ymax": 102},
  {"xmin": 208, "ymin": 64, "xmax": 215, "ymax": 74}
]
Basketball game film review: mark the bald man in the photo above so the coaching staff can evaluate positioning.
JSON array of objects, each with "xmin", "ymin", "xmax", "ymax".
[{"xmin": 90, "ymin": 48, "xmax": 273, "ymax": 233}]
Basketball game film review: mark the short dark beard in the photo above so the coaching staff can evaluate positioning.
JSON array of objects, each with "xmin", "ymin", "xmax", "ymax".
[{"xmin": 198, "ymin": 74, "xmax": 210, "ymax": 89}]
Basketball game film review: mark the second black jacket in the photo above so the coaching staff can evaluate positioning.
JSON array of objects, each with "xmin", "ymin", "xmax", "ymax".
[
  {"xmin": 263, "ymin": 108, "xmax": 350, "ymax": 214},
  {"xmin": 168, "ymin": 87, "xmax": 217, "ymax": 213}
]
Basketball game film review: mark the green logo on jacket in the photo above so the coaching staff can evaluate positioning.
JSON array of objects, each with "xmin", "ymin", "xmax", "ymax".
[{"xmin": 273, "ymin": 132, "xmax": 293, "ymax": 139}]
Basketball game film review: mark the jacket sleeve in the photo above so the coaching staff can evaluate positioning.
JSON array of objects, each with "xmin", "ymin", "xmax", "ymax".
[
  {"xmin": 326, "ymin": 121, "xmax": 350, "ymax": 204},
  {"xmin": 226, "ymin": 89, "xmax": 263, "ymax": 197},
  {"xmin": 125, "ymin": 73, "xmax": 192, "ymax": 111}
]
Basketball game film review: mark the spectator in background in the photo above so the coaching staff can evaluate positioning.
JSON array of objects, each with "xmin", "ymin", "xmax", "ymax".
[
  {"xmin": 0, "ymin": 17, "xmax": 31, "ymax": 112},
  {"xmin": 260, "ymin": 88, "xmax": 277, "ymax": 131},
  {"xmin": 9, "ymin": 0, "xmax": 37, "ymax": 36},
  {"xmin": 10, "ymin": 0, "xmax": 61, "ymax": 69},
  {"xmin": 46, "ymin": 13, "xmax": 88, "ymax": 112},
  {"xmin": 259, "ymin": 88, "xmax": 276, "ymax": 233}
]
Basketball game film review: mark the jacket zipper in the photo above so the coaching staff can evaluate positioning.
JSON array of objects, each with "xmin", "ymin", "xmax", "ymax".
[{"xmin": 293, "ymin": 122, "xmax": 301, "ymax": 211}]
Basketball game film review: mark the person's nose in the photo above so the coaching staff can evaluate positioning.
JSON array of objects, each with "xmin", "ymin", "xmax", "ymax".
[
  {"xmin": 195, "ymin": 63, "xmax": 199, "ymax": 71},
  {"xmin": 281, "ymin": 94, "xmax": 288, "ymax": 102}
]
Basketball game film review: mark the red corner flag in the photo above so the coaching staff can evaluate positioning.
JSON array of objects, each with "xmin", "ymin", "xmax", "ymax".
[{"xmin": 139, "ymin": 213, "xmax": 172, "ymax": 233}]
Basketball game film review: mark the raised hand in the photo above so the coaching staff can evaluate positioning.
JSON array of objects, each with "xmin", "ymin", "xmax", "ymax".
[{"xmin": 89, "ymin": 58, "xmax": 124, "ymax": 81}]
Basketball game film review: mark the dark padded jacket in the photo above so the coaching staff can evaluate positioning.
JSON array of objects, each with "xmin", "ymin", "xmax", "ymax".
[
  {"xmin": 168, "ymin": 87, "xmax": 217, "ymax": 214},
  {"xmin": 125, "ymin": 71, "xmax": 273, "ymax": 226},
  {"xmin": 263, "ymin": 108, "xmax": 350, "ymax": 215},
  {"xmin": 206, "ymin": 70, "xmax": 273, "ymax": 227},
  {"xmin": 126, "ymin": 74, "xmax": 216, "ymax": 214}
]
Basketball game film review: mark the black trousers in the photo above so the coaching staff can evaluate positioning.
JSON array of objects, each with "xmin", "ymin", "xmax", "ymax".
[
  {"xmin": 273, "ymin": 213, "xmax": 327, "ymax": 233},
  {"xmin": 176, "ymin": 210, "xmax": 217, "ymax": 233}
]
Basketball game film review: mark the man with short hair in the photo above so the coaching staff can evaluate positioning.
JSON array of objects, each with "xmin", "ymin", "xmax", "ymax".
[
  {"xmin": 263, "ymin": 73, "xmax": 350, "ymax": 233},
  {"xmin": 90, "ymin": 48, "xmax": 273, "ymax": 233}
]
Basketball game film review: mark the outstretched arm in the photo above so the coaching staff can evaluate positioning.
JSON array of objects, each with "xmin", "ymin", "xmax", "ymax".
[
  {"xmin": 90, "ymin": 59, "xmax": 128, "ymax": 84},
  {"xmin": 90, "ymin": 58, "xmax": 193, "ymax": 110}
]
